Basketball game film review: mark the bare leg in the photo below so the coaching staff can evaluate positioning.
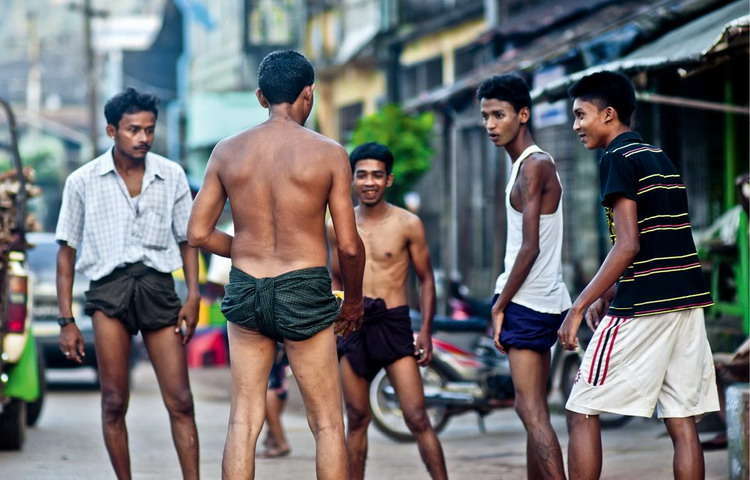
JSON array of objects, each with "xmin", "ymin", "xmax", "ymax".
[
  {"xmin": 665, "ymin": 417, "xmax": 704, "ymax": 480},
  {"xmin": 142, "ymin": 327, "xmax": 200, "ymax": 479},
  {"xmin": 262, "ymin": 389, "xmax": 290, "ymax": 455},
  {"xmin": 340, "ymin": 357, "xmax": 372, "ymax": 480},
  {"xmin": 222, "ymin": 324, "xmax": 276, "ymax": 479},
  {"xmin": 566, "ymin": 411, "xmax": 602, "ymax": 480},
  {"xmin": 92, "ymin": 312, "xmax": 133, "ymax": 480},
  {"xmin": 285, "ymin": 326, "xmax": 347, "ymax": 480},
  {"xmin": 385, "ymin": 356, "xmax": 448, "ymax": 480},
  {"xmin": 507, "ymin": 348, "xmax": 564, "ymax": 480}
]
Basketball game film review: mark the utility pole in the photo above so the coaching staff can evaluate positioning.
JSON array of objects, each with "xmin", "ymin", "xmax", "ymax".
[
  {"xmin": 68, "ymin": 1, "xmax": 107, "ymax": 159},
  {"xmin": 84, "ymin": 0, "xmax": 97, "ymax": 156}
]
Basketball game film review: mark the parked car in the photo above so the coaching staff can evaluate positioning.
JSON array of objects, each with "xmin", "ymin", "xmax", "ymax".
[{"xmin": 27, "ymin": 232, "xmax": 98, "ymax": 372}]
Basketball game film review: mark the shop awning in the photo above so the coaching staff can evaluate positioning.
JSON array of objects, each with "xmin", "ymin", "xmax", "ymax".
[{"xmin": 532, "ymin": 0, "xmax": 749, "ymax": 101}]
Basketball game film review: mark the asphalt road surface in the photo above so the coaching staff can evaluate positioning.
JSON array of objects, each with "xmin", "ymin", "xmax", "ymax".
[{"xmin": 0, "ymin": 361, "xmax": 729, "ymax": 479}]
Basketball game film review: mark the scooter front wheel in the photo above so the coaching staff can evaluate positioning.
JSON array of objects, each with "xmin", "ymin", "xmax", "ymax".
[{"xmin": 369, "ymin": 363, "xmax": 451, "ymax": 442}]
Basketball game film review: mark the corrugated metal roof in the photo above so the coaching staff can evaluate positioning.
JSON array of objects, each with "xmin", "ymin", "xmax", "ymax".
[{"xmin": 532, "ymin": 0, "xmax": 748, "ymax": 101}]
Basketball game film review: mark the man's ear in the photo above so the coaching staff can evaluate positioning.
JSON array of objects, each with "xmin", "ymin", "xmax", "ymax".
[
  {"xmin": 303, "ymin": 84, "xmax": 315, "ymax": 102},
  {"xmin": 106, "ymin": 124, "xmax": 116, "ymax": 138},
  {"xmin": 386, "ymin": 173, "xmax": 395, "ymax": 188},
  {"xmin": 603, "ymin": 106, "xmax": 618, "ymax": 124},
  {"xmin": 256, "ymin": 88, "xmax": 270, "ymax": 109},
  {"xmin": 518, "ymin": 106, "xmax": 531, "ymax": 125}
]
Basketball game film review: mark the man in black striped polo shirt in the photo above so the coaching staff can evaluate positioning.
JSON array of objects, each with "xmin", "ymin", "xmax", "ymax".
[{"xmin": 558, "ymin": 71, "xmax": 718, "ymax": 479}]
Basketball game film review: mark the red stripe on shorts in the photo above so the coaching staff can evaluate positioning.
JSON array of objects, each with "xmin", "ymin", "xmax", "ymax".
[
  {"xmin": 599, "ymin": 318, "xmax": 630, "ymax": 385},
  {"xmin": 587, "ymin": 317, "xmax": 615, "ymax": 384}
]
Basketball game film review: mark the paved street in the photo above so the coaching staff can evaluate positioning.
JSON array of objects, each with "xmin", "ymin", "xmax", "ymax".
[{"xmin": 1, "ymin": 361, "xmax": 729, "ymax": 479}]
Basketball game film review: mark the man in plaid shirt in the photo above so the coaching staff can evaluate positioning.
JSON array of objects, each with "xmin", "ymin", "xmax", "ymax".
[{"xmin": 56, "ymin": 88, "xmax": 200, "ymax": 479}]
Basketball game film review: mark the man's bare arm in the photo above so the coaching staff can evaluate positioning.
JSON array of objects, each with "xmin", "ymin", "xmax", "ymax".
[
  {"xmin": 492, "ymin": 158, "xmax": 548, "ymax": 313},
  {"xmin": 56, "ymin": 243, "xmax": 84, "ymax": 363},
  {"xmin": 56, "ymin": 244, "xmax": 76, "ymax": 318},
  {"xmin": 326, "ymin": 221, "xmax": 343, "ymax": 290},
  {"xmin": 176, "ymin": 242, "xmax": 200, "ymax": 343},
  {"xmin": 407, "ymin": 216, "xmax": 436, "ymax": 365},
  {"xmin": 407, "ymin": 216, "xmax": 436, "ymax": 330},
  {"xmin": 559, "ymin": 197, "xmax": 639, "ymax": 349},
  {"xmin": 328, "ymin": 147, "xmax": 365, "ymax": 333},
  {"xmin": 187, "ymin": 147, "xmax": 233, "ymax": 257}
]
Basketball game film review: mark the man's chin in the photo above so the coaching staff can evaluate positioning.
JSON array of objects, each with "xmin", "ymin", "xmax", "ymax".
[{"xmin": 360, "ymin": 198, "xmax": 384, "ymax": 207}]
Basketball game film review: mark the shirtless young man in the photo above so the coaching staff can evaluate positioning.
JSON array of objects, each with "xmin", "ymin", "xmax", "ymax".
[
  {"xmin": 187, "ymin": 50, "xmax": 365, "ymax": 480},
  {"xmin": 329, "ymin": 142, "xmax": 448, "ymax": 480},
  {"xmin": 478, "ymin": 75, "xmax": 570, "ymax": 479}
]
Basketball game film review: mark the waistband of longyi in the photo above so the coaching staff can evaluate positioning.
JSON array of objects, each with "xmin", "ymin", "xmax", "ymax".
[
  {"xmin": 91, "ymin": 262, "xmax": 167, "ymax": 285},
  {"xmin": 228, "ymin": 265, "xmax": 331, "ymax": 284}
]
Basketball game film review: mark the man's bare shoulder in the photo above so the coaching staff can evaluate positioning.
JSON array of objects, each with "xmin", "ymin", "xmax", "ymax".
[
  {"xmin": 521, "ymin": 152, "xmax": 558, "ymax": 178},
  {"xmin": 390, "ymin": 205, "xmax": 425, "ymax": 234}
]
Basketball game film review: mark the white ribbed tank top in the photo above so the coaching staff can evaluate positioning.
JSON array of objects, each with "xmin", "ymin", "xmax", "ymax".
[{"xmin": 494, "ymin": 145, "xmax": 571, "ymax": 313}]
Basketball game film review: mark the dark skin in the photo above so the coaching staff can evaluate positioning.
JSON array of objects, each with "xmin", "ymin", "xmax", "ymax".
[
  {"xmin": 56, "ymin": 110, "xmax": 200, "ymax": 480},
  {"xmin": 562, "ymin": 98, "xmax": 705, "ymax": 480},
  {"xmin": 480, "ymin": 97, "xmax": 566, "ymax": 480},
  {"xmin": 328, "ymin": 159, "xmax": 447, "ymax": 480},
  {"xmin": 187, "ymin": 84, "xmax": 364, "ymax": 480}
]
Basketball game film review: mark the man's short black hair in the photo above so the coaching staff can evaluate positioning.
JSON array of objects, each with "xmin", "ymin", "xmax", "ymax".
[
  {"xmin": 258, "ymin": 50, "xmax": 315, "ymax": 105},
  {"xmin": 104, "ymin": 87, "xmax": 159, "ymax": 127},
  {"xmin": 568, "ymin": 71, "xmax": 636, "ymax": 126},
  {"xmin": 350, "ymin": 142, "xmax": 394, "ymax": 174},
  {"xmin": 476, "ymin": 74, "xmax": 531, "ymax": 113}
]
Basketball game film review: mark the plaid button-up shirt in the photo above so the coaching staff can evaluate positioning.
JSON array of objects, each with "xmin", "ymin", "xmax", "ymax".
[{"xmin": 55, "ymin": 149, "xmax": 192, "ymax": 281}]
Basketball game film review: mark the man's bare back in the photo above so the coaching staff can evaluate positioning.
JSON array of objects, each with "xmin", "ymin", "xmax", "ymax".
[
  {"xmin": 188, "ymin": 50, "xmax": 364, "ymax": 479},
  {"xmin": 211, "ymin": 119, "xmax": 344, "ymax": 277}
]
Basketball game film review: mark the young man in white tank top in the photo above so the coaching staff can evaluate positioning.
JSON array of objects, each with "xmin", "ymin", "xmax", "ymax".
[{"xmin": 478, "ymin": 74, "xmax": 571, "ymax": 480}]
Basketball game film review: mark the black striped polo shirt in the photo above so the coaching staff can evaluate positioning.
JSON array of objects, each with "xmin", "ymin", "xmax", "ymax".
[{"xmin": 599, "ymin": 131, "xmax": 713, "ymax": 318}]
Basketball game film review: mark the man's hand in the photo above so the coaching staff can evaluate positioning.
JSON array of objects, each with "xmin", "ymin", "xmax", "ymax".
[
  {"xmin": 491, "ymin": 306, "xmax": 506, "ymax": 353},
  {"xmin": 176, "ymin": 296, "xmax": 200, "ymax": 344},
  {"xmin": 415, "ymin": 329, "xmax": 433, "ymax": 366},
  {"xmin": 558, "ymin": 308, "xmax": 584, "ymax": 351},
  {"xmin": 335, "ymin": 299, "xmax": 363, "ymax": 337},
  {"xmin": 585, "ymin": 297, "xmax": 609, "ymax": 331},
  {"xmin": 59, "ymin": 324, "xmax": 85, "ymax": 364}
]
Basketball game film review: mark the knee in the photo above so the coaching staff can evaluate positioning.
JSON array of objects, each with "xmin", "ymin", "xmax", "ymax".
[
  {"xmin": 101, "ymin": 388, "xmax": 128, "ymax": 423},
  {"xmin": 403, "ymin": 408, "xmax": 431, "ymax": 434},
  {"xmin": 566, "ymin": 410, "xmax": 590, "ymax": 432},
  {"xmin": 346, "ymin": 405, "xmax": 371, "ymax": 432},
  {"xmin": 165, "ymin": 390, "xmax": 195, "ymax": 420},
  {"xmin": 514, "ymin": 396, "xmax": 548, "ymax": 428}
]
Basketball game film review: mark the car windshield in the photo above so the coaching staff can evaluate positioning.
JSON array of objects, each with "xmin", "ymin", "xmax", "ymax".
[{"xmin": 26, "ymin": 237, "xmax": 90, "ymax": 286}]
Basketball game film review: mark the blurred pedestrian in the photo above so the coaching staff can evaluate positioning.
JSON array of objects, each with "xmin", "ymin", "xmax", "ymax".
[
  {"xmin": 56, "ymin": 88, "xmax": 200, "ymax": 480},
  {"xmin": 259, "ymin": 345, "xmax": 292, "ymax": 458}
]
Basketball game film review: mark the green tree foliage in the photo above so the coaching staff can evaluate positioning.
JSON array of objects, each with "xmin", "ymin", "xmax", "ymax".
[{"xmin": 349, "ymin": 104, "xmax": 434, "ymax": 205}]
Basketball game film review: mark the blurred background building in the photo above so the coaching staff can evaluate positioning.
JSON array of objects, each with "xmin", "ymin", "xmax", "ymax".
[{"xmin": 0, "ymin": 0, "xmax": 746, "ymax": 335}]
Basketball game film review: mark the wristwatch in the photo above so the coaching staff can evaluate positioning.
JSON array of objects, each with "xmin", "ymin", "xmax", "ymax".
[{"xmin": 57, "ymin": 317, "xmax": 76, "ymax": 327}]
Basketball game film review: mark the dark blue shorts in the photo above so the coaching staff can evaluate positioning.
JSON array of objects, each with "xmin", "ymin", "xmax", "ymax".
[{"xmin": 493, "ymin": 296, "xmax": 565, "ymax": 352}]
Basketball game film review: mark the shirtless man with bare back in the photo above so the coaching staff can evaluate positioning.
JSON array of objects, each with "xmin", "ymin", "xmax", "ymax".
[
  {"xmin": 187, "ymin": 50, "xmax": 365, "ymax": 480},
  {"xmin": 328, "ymin": 142, "xmax": 448, "ymax": 480}
]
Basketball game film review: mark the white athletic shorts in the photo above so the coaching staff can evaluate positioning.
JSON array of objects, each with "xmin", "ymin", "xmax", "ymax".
[{"xmin": 566, "ymin": 307, "xmax": 719, "ymax": 418}]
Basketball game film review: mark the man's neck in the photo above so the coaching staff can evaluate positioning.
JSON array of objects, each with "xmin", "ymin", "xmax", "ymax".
[
  {"xmin": 603, "ymin": 126, "xmax": 632, "ymax": 149},
  {"xmin": 358, "ymin": 200, "xmax": 390, "ymax": 221},
  {"xmin": 268, "ymin": 104, "xmax": 304, "ymax": 125},
  {"xmin": 504, "ymin": 127, "xmax": 536, "ymax": 162},
  {"xmin": 112, "ymin": 147, "xmax": 144, "ymax": 173}
]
